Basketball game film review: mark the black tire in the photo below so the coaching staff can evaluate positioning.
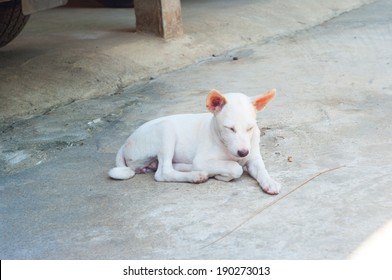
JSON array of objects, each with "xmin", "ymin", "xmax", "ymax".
[
  {"xmin": 0, "ymin": 0, "xmax": 30, "ymax": 47},
  {"xmin": 97, "ymin": 0, "xmax": 134, "ymax": 8}
]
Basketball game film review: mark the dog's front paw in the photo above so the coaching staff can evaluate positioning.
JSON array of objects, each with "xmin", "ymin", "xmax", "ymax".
[
  {"xmin": 192, "ymin": 171, "xmax": 209, "ymax": 184},
  {"xmin": 261, "ymin": 179, "xmax": 281, "ymax": 195}
]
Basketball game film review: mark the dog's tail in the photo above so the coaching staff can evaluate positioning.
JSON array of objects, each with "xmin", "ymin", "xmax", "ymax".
[
  {"xmin": 108, "ymin": 145, "xmax": 135, "ymax": 180},
  {"xmin": 108, "ymin": 167, "xmax": 135, "ymax": 180}
]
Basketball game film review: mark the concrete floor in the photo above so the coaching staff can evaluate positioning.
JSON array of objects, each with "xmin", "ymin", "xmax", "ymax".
[
  {"xmin": 1, "ymin": 0, "xmax": 392, "ymax": 259},
  {"xmin": 0, "ymin": 0, "xmax": 376, "ymax": 122}
]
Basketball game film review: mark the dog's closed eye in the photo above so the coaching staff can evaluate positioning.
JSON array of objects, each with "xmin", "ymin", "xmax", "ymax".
[{"xmin": 225, "ymin": 126, "xmax": 236, "ymax": 133}]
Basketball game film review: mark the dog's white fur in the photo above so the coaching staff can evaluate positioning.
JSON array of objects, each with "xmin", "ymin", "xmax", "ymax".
[{"xmin": 108, "ymin": 89, "xmax": 280, "ymax": 195}]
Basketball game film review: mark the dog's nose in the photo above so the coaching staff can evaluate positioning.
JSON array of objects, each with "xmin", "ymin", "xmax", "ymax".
[{"xmin": 237, "ymin": 149, "xmax": 249, "ymax": 157}]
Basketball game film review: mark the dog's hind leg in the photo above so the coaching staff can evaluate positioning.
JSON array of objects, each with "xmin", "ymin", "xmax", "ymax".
[
  {"xmin": 156, "ymin": 156, "xmax": 208, "ymax": 184},
  {"xmin": 153, "ymin": 121, "xmax": 208, "ymax": 184},
  {"xmin": 173, "ymin": 163, "xmax": 193, "ymax": 172},
  {"xmin": 193, "ymin": 159, "xmax": 243, "ymax": 182}
]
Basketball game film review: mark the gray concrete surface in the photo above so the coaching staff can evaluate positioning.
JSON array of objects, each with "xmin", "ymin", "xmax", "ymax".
[
  {"xmin": 0, "ymin": 0, "xmax": 375, "ymax": 122},
  {"xmin": 1, "ymin": 0, "xmax": 392, "ymax": 259}
]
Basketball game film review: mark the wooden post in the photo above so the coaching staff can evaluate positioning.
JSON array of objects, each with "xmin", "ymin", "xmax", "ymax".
[{"xmin": 134, "ymin": 0, "xmax": 183, "ymax": 39}]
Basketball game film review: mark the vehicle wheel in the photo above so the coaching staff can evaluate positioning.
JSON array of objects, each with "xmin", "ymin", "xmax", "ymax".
[
  {"xmin": 97, "ymin": 0, "xmax": 134, "ymax": 8},
  {"xmin": 0, "ymin": 0, "xmax": 30, "ymax": 47}
]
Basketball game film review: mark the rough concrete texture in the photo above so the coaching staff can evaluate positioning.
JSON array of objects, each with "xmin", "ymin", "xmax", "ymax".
[
  {"xmin": 0, "ymin": 0, "xmax": 375, "ymax": 122},
  {"xmin": 1, "ymin": 0, "xmax": 392, "ymax": 259},
  {"xmin": 134, "ymin": 0, "xmax": 183, "ymax": 39}
]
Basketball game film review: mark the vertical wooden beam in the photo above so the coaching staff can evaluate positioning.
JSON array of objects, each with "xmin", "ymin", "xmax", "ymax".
[{"xmin": 134, "ymin": 0, "xmax": 183, "ymax": 39}]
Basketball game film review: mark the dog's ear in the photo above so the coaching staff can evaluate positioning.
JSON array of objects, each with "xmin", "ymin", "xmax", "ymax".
[
  {"xmin": 253, "ymin": 88, "xmax": 276, "ymax": 111},
  {"xmin": 206, "ymin": 89, "xmax": 227, "ymax": 113}
]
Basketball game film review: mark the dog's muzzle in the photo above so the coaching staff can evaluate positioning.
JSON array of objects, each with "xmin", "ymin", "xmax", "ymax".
[{"xmin": 237, "ymin": 149, "xmax": 249, "ymax": 157}]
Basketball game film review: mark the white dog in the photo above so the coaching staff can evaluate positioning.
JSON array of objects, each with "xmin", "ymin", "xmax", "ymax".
[{"xmin": 108, "ymin": 89, "xmax": 280, "ymax": 195}]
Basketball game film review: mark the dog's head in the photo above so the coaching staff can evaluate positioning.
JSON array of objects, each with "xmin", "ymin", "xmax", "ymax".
[{"xmin": 206, "ymin": 89, "xmax": 276, "ymax": 158}]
